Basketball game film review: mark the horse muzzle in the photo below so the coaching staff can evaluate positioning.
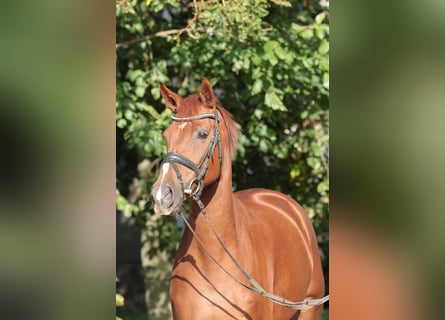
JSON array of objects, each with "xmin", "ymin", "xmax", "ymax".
[
  {"xmin": 151, "ymin": 182, "xmax": 183, "ymax": 215},
  {"xmin": 151, "ymin": 162, "xmax": 185, "ymax": 215}
]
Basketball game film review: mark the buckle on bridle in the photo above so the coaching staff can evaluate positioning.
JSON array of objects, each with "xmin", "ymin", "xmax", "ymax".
[{"xmin": 184, "ymin": 177, "xmax": 204, "ymax": 198}]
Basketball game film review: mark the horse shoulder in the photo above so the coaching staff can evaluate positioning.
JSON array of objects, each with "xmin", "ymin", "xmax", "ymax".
[
  {"xmin": 233, "ymin": 188, "xmax": 315, "ymax": 245},
  {"xmin": 233, "ymin": 188, "xmax": 319, "ymax": 297}
]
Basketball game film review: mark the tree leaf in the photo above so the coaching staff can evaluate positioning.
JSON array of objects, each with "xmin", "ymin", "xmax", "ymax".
[
  {"xmin": 251, "ymin": 79, "xmax": 263, "ymax": 95},
  {"xmin": 265, "ymin": 89, "xmax": 287, "ymax": 111}
]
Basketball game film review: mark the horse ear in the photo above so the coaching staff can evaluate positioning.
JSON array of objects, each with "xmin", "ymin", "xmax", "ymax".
[
  {"xmin": 199, "ymin": 77, "xmax": 216, "ymax": 109},
  {"xmin": 160, "ymin": 83, "xmax": 182, "ymax": 110}
]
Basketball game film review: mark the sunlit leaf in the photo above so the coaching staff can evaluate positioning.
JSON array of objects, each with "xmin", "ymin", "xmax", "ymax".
[{"xmin": 116, "ymin": 293, "xmax": 125, "ymax": 307}]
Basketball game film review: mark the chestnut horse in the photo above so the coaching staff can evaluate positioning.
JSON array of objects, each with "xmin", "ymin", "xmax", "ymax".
[{"xmin": 151, "ymin": 77, "xmax": 326, "ymax": 319}]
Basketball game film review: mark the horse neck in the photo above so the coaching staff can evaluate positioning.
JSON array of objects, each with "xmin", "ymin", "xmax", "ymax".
[{"xmin": 188, "ymin": 151, "xmax": 238, "ymax": 248}]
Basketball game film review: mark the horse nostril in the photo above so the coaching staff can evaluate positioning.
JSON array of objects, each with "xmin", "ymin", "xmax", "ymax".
[{"xmin": 161, "ymin": 185, "xmax": 174, "ymax": 208}]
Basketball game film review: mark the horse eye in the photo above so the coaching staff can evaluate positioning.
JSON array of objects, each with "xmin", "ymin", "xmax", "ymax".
[{"xmin": 197, "ymin": 131, "xmax": 208, "ymax": 140}]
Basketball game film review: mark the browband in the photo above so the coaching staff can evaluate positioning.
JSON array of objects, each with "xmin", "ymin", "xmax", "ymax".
[{"xmin": 171, "ymin": 113, "xmax": 216, "ymax": 122}]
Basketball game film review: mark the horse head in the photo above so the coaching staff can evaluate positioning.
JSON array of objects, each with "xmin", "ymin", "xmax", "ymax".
[{"xmin": 151, "ymin": 77, "xmax": 223, "ymax": 216}]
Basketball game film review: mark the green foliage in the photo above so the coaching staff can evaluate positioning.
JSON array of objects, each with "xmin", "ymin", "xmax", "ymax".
[
  {"xmin": 116, "ymin": 293, "xmax": 125, "ymax": 307},
  {"xmin": 116, "ymin": 278, "xmax": 124, "ymax": 320},
  {"xmin": 117, "ymin": 0, "xmax": 329, "ymax": 316}
]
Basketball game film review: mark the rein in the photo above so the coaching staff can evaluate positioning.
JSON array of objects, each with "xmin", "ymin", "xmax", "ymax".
[{"xmin": 165, "ymin": 110, "xmax": 329, "ymax": 310}]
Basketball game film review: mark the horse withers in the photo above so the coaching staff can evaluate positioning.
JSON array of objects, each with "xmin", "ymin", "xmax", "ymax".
[{"xmin": 151, "ymin": 77, "xmax": 326, "ymax": 319}]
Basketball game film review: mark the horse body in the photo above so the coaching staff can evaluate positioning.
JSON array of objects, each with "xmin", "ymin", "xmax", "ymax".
[
  {"xmin": 151, "ymin": 78, "xmax": 325, "ymax": 319},
  {"xmin": 170, "ymin": 188, "xmax": 323, "ymax": 320}
]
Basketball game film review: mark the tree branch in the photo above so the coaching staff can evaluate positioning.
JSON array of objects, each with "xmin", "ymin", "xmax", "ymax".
[
  {"xmin": 116, "ymin": 29, "xmax": 182, "ymax": 48},
  {"xmin": 116, "ymin": 0, "xmax": 201, "ymax": 49}
]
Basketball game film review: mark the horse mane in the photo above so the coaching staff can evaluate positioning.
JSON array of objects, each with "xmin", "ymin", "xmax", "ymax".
[
  {"xmin": 216, "ymin": 104, "xmax": 240, "ymax": 156},
  {"xmin": 178, "ymin": 93, "xmax": 240, "ymax": 156}
]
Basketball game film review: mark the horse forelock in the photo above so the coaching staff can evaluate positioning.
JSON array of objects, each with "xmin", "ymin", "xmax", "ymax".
[{"xmin": 175, "ymin": 94, "xmax": 202, "ymax": 117}]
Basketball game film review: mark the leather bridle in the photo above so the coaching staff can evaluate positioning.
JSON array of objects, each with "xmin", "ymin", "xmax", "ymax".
[{"xmin": 161, "ymin": 110, "xmax": 222, "ymax": 200}]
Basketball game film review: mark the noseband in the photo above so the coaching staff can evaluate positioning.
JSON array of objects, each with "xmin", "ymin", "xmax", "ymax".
[{"xmin": 161, "ymin": 110, "xmax": 222, "ymax": 199}]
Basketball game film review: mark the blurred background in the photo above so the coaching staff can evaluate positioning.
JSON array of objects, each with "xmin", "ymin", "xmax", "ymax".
[
  {"xmin": 0, "ymin": 0, "xmax": 114, "ymax": 320},
  {"xmin": 331, "ymin": 0, "xmax": 445, "ymax": 319},
  {"xmin": 116, "ymin": 0, "xmax": 329, "ymax": 319}
]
